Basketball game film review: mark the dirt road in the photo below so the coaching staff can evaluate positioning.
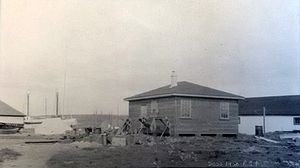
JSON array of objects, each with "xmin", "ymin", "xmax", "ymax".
[{"xmin": 0, "ymin": 135, "xmax": 73, "ymax": 168}]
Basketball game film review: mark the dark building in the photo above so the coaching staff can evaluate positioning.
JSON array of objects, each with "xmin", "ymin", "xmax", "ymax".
[{"xmin": 125, "ymin": 73, "xmax": 243, "ymax": 136}]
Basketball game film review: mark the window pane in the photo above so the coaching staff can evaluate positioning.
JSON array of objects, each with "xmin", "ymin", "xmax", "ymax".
[
  {"xmin": 150, "ymin": 101, "xmax": 158, "ymax": 117},
  {"xmin": 294, "ymin": 118, "xmax": 300, "ymax": 125},
  {"xmin": 180, "ymin": 99, "xmax": 191, "ymax": 118},
  {"xmin": 141, "ymin": 106, "xmax": 147, "ymax": 117},
  {"xmin": 220, "ymin": 102, "xmax": 229, "ymax": 119}
]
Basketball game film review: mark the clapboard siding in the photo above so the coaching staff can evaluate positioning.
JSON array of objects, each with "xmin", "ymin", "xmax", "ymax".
[
  {"xmin": 129, "ymin": 96, "xmax": 239, "ymax": 135},
  {"xmin": 128, "ymin": 97, "xmax": 176, "ymax": 135},
  {"xmin": 175, "ymin": 97, "xmax": 238, "ymax": 135},
  {"xmin": 157, "ymin": 97, "xmax": 176, "ymax": 135}
]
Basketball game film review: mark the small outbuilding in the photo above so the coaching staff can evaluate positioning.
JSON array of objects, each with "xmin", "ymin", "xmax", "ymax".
[
  {"xmin": 124, "ymin": 73, "xmax": 243, "ymax": 136},
  {"xmin": 0, "ymin": 100, "xmax": 25, "ymax": 126},
  {"xmin": 239, "ymin": 95, "xmax": 300, "ymax": 135}
]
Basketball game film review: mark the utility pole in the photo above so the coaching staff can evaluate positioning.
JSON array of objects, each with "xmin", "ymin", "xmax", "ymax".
[
  {"xmin": 117, "ymin": 104, "xmax": 120, "ymax": 127},
  {"xmin": 263, "ymin": 106, "xmax": 266, "ymax": 135},
  {"xmin": 44, "ymin": 97, "xmax": 47, "ymax": 117},
  {"xmin": 26, "ymin": 90, "xmax": 31, "ymax": 118},
  {"xmin": 56, "ymin": 91, "xmax": 59, "ymax": 117}
]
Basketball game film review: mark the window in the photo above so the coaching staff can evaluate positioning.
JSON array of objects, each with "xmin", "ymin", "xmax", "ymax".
[
  {"xmin": 180, "ymin": 99, "xmax": 192, "ymax": 118},
  {"xmin": 220, "ymin": 102, "xmax": 229, "ymax": 120},
  {"xmin": 140, "ymin": 106, "xmax": 147, "ymax": 118},
  {"xmin": 294, "ymin": 117, "xmax": 300, "ymax": 125},
  {"xmin": 150, "ymin": 101, "xmax": 158, "ymax": 117}
]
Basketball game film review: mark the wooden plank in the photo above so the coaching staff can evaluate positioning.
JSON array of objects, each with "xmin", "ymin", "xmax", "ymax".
[{"xmin": 25, "ymin": 139, "xmax": 61, "ymax": 143}]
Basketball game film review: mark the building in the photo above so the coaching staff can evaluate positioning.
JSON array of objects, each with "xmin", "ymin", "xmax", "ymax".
[
  {"xmin": 238, "ymin": 95, "xmax": 300, "ymax": 135},
  {"xmin": 0, "ymin": 100, "xmax": 25, "ymax": 126},
  {"xmin": 124, "ymin": 73, "xmax": 243, "ymax": 136}
]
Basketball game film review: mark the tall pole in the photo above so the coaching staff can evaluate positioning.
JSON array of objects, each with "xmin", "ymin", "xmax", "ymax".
[
  {"xmin": 63, "ymin": 60, "xmax": 67, "ymax": 117},
  {"xmin": 63, "ymin": 44, "xmax": 68, "ymax": 118},
  {"xmin": 110, "ymin": 111, "xmax": 112, "ymax": 127},
  {"xmin": 44, "ymin": 97, "xmax": 47, "ymax": 117},
  {"xmin": 263, "ymin": 106, "xmax": 266, "ymax": 135},
  {"xmin": 26, "ymin": 90, "xmax": 30, "ymax": 117},
  {"xmin": 56, "ymin": 91, "xmax": 59, "ymax": 117},
  {"xmin": 117, "ymin": 104, "xmax": 120, "ymax": 127},
  {"xmin": 0, "ymin": 0, "xmax": 3, "ymax": 79}
]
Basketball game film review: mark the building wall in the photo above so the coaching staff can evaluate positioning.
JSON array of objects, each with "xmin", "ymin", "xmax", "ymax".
[
  {"xmin": 128, "ymin": 97, "xmax": 239, "ymax": 135},
  {"xmin": 128, "ymin": 97, "xmax": 176, "ymax": 134},
  {"xmin": 175, "ymin": 97, "xmax": 239, "ymax": 135},
  {"xmin": 0, "ymin": 116, "xmax": 24, "ymax": 124},
  {"xmin": 239, "ymin": 116, "xmax": 300, "ymax": 135}
]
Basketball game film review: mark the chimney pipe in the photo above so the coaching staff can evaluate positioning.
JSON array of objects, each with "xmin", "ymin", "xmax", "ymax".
[{"xmin": 170, "ymin": 71, "xmax": 177, "ymax": 88}]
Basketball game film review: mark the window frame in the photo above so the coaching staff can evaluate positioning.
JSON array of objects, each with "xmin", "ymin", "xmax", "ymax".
[
  {"xmin": 150, "ymin": 100, "xmax": 159, "ymax": 117},
  {"xmin": 219, "ymin": 102, "xmax": 230, "ymax": 120},
  {"xmin": 150, "ymin": 100, "xmax": 158, "ymax": 113},
  {"xmin": 180, "ymin": 99, "xmax": 192, "ymax": 119},
  {"xmin": 140, "ymin": 106, "xmax": 147, "ymax": 118},
  {"xmin": 293, "ymin": 117, "xmax": 300, "ymax": 125}
]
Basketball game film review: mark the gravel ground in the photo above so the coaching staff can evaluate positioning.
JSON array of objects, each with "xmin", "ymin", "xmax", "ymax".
[
  {"xmin": 1, "ymin": 134, "xmax": 300, "ymax": 168},
  {"xmin": 47, "ymin": 134, "xmax": 300, "ymax": 168}
]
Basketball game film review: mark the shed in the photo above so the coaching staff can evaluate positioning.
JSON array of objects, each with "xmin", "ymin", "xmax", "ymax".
[
  {"xmin": 124, "ymin": 74, "xmax": 243, "ymax": 136},
  {"xmin": 239, "ymin": 95, "xmax": 300, "ymax": 135},
  {"xmin": 0, "ymin": 100, "xmax": 25, "ymax": 126}
]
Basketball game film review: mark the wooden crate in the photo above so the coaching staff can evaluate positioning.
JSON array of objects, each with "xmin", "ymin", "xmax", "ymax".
[{"xmin": 112, "ymin": 136, "xmax": 126, "ymax": 146}]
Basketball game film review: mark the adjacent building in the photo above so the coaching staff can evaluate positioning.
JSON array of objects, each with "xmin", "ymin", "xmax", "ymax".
[
  {"xmin": 125, "ymin": 73, "xmax": 243, "ymax": 136},
  {"xmin": 0, "ymin": 100, "xmax": 25, "ymax": 126},
  {"xmin": 239, "ymin": 95, "xmax": 300, "ymax": 135}
]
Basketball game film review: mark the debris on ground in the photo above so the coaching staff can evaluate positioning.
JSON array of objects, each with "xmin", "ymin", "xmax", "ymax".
[
  {"xmin": 111, "ymin": 136, "xmax": 127, "ymax": 146},
  {"xmin": 70, "ymin": 141, "xmax": 102, "ymax": 149},
  {"xmin": 25, "ymin": 139, "xmax": 61, "ymax": 144},
  {"xmin": 295, "ymin": 138, "xmax": 300, "ymax": 146},
  {"xmin": 45, "ymin": 132, "xmax": 300, "ymax": 168},
  {"xmin": 243, "ymin": 146, "xmax": 262, "ymax": 154},
  {"xmin": 280, "ymin": 132, "xmax": 300, "ymax": 140},
  {"xmin": 35, "ymin": 118, "xmax": 73, "ymax": 135},
  {"xmin": 0, "ymin": 148, "xmax": 22, "ymax": 162},
  {"xmin": 255, "ymin": 136, "xmax": 280, "ymax": 144}
]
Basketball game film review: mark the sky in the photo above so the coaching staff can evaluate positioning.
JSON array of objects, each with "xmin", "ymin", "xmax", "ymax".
[{"xmin": 0, "ymin": 0, "xmax": 299, "ymax": 116}]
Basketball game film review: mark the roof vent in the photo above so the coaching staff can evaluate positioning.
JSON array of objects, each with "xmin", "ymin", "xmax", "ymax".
[{"xmin": 170, "ymin": 71, "xmax": 177, "ymax": 88}]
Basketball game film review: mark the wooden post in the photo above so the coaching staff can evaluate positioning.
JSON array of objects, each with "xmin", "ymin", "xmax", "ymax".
[
  {"xmin": 263, "ymin": 106, "xmax": 266, "ymax": 135},
  {"xmin": 117, "ymin": 104, "xmax": 120, "ymax": 127},
  {"xmin": 45, "ymin": 97, "xmax": 47, "ymax": 117},
  {"xmin": 26, "ymin": 90, "xmax": 30, "ymax": 117},
  {"xmin": 93, "ymin": 110, "xmax": 97, "ymax": 133},
  {"xmin": 56, "ymin": 92, "xmax": 59, "ymax": 116}
]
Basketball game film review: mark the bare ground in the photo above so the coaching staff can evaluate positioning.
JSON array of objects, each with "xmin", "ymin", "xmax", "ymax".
[
  {"xmin": 47, "ymin": 134, "xmax": 300, "ymax": 168},
  {"xmin": 1, "ymin": 134, "xmax": 300, "ymax": 168},
  {"xmin": 0, "ymin": 135, "xmax": 73, "ymax": 168}
]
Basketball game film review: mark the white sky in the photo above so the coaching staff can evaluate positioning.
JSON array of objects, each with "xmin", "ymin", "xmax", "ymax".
[{"xmin": 0, "ymin": 0, "xmax": 299, "ymax": 115}]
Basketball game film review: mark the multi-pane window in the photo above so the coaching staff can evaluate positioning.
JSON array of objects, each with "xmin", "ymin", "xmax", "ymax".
[
  {"xmin": 140, "ymin": 106, "xmax": 147, "ymax": 117},
  {"xmin": 220, "ymin": 102, "xmax": 229, "ymax": 120},
  {"xmin": 180, "ymin": 99, "xmax": 192, "ymax": 118},
  {"xmin": 294, "ymin": 117, "xmax": 300, "ymax": 125},
  {"xmin": 150, "ymin": 101, "xmax": 158, "ymax": 117}
]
